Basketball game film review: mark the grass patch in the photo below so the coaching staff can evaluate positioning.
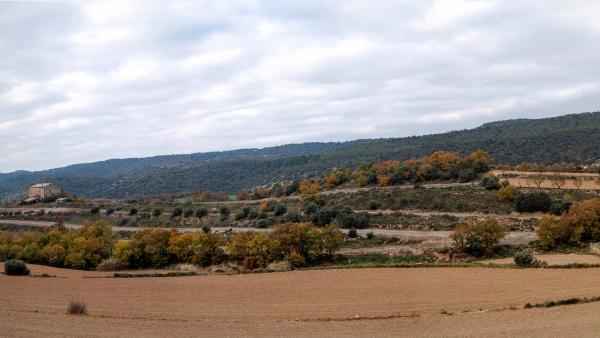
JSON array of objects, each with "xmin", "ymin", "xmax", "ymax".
[
  {"xmin": 113, "ymin": 271, "xmax": 198, "ymax": 278},
  {"xmin": 524, "ymin": 296, "xmax": 600, "ymax": 309},
  {"xmin": 67, "ymin": 300, "xmax": 87, "ymax": 315}
]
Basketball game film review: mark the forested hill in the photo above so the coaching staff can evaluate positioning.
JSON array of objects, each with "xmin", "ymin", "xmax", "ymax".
[{"xmin": 1, "ymin": 112, "xmax": 599, "ymax": 200}]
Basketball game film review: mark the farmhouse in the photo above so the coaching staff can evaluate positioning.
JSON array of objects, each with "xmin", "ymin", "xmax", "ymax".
[{"xmin": 28, "ymin": 183, "xmax": 63, "ymax": 200}]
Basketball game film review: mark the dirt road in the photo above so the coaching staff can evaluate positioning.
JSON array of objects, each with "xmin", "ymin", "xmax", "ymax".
[
  {"xmin": 2, "ymin": 265, "xmax": 600, "ymax": 337},
  {"xmin": 360, "ymin": 209, "xmax": 546, "ymax": 219}
]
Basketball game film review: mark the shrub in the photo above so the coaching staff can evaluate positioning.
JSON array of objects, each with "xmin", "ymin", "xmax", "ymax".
[
  {"xmin": 97, "ymin": 258, "xmax": 128, "ymax": 272},
  {"xmin": 536, "ymin": 216, "xmax": 563, "ymax": 249},
  {"xmin": 347, "ymin": 228, "xmax": 358, "ymax": 238},
  {"xmin": 336, "ymin": 212, "xmax": 370, "ymax": 229},
  {"xmin": 368, "ymin": 200, "xmax": 382, "ymax": 210},
  {"xmin": 152, "ymin": 208, "xmax": 162, "ymax": 217},
  {"xmin": 106, "ymin": 208, "xmax": 115, "ymax": 216},
  {"xmin": 4, "ymin": 259, "xmax": 30, "ymax": 275},
  {"xmin": 497, "ymin": 185, "xmax": 518, "ymax": 202},
  {"xmin": 285, "ymin": 213, "xmax": 302, "ymax": 223},
  {"xmin": 274, "ymin": 204, "xmax": 287, "ymax": 216},
  {"xmin": 195, "ymin": 208, "xmax": 208, "ymax": 218},
  {"xmin": 128, "ymin": 207, "xmax": 138, "ymax": 216},
  {"xmin": 304, "ymin": 203, "xmax": 319, "ymax": 215},
  {"xmin": 219, "ymin": 206, "xmax": 230, "ymax": 217},
  {"xmin": 366, "ymin": 231, "xmax": 375, "ymax": 240},
  {"xmin": 183, "ymin": 209, "xmax": 194, "ymax": 218},
  {"xmin": 67, "ymin": 300, "xmax": 87, "ymax": 315},
  {"xmin": 514, "ymin": 249, "xmax": 535, "ymax": 266},
  {"xmin": 515, "ymin": 192, "xmax": 552, "ymax": 212},
  {"xmin": 172, "ymin": 207, "xmax": 183, "ymax": 217},
  {"xmin": 451, "ymin": 219, "xmax": 508, "ymax": 257},
  {"xmin": 89, "ymin": 207, "xmax": 100, "ymax": 215},
  {"xmin": 480, "ymin": 174, "xmax": 501, "ymax": 190}
]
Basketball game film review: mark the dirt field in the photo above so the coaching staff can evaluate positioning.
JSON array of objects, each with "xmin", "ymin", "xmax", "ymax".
[
  {"xmin": 491, "ymin": 170, "xmax": 600, "ymax": 190},
  {"xmin": 2, "ymin": 264, "xmax": 600, "ymax": 337}
]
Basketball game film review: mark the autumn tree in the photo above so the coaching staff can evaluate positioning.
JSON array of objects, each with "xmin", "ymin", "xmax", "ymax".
[{"xmin": 299, "ymin": 180, "xmax": 321, "ymax": 203}]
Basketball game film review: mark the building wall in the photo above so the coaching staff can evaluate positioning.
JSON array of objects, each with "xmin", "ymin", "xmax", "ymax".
[{"xmin": 28, "ymin": 184, "xmax": 63, "ymax": 199}]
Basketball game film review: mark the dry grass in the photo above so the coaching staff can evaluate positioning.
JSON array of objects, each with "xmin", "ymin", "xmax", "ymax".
[{"xmin": 67, "ymin": 300, "xmax": 87, "ymax": 315}]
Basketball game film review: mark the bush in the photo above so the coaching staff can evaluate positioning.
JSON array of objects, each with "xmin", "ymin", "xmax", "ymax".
[
  {"xmin": 497, "ymin": 185, "xmax": 518, "ymax": 202},
  {"xmin": 152, "ymin": 208, "xmax": 162, "ymax": 217},
  {"xmin": 172, "ymin": 207, "xmax": 183, "ymax": 218},
  {"xmin": 536, "ymin": 216, "xmax": 563, "ymax": 249},
  {"xmin": 480, "ymin": 174, "xmax": 501, "ymax": 190},
  {"xmin": 335, "ymin": 212, "xmax": 370, "ymax": 229},
  {"xmin": 347, "ymin": 228, "xmax": 358, "ymax": 238},
  {"xmin": 128, "ymin": 207, "xmax": 138, "ymax": 216},
  {"xmin": 67, "ymin": 300, "xmax": 87, "ymax": 315},
  {"xmin": 304, "ymin": 203, "xmax": 319, "ymax": 215},
  {"xmin": 368, "ymin": 200, "xmax": 382, "ymax": 210},
  {"xmin": 89, "ymin": 207, "xmax": 100, "ymax": 215},
  {"xmin": 106, "ymin": 208, "xmax": 115, "ymax": 216},
  {"xmin": 195, "ymin": 208, "xmax": 208, "ymax": 218},
  {"xmin": 451, "ymin": 220, "xmax": 508, "ymax": 257},
  {"xmin": 514, "ymin": 249, "xmax": 535, "ymax": 266},
  {"xmin": 183, "ymin": 209, "xmax": 194, "ymax": 218},
  {"xmin": 4, "ymin": 259, "xmax": 30, "ymax": 275},
  {"xmin": 274, "ymin": 204, "xmax": 287, "ymax": 216},
  {"xmin": 97, "ymin": 258, "xmax": 128, "ymax": 272},
  {"xmin": 515, "ymin": 192, "xmax": 552, "ymax": 212},
  {"xmin": 219, "ymin": 206, "xmax": 230, "ymax": 217}
]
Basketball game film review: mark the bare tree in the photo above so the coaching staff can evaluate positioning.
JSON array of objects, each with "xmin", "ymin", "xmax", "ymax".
[
  {"xmin": 549, "ymin": 173, "xmax": 566, "ymax": 190},
  {"xmin": 574, "ymin": 176, "xmax": 584, "ymax": 190}
]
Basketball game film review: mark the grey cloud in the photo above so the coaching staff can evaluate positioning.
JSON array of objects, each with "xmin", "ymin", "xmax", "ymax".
[{"xmin": 1, "ymin": 0, "xmax": 600, "ymax": 172}]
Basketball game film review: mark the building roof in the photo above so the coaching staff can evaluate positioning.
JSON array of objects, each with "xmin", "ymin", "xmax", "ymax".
[{"xmin": 30, "ymin": 183, "xmax": 56, "ymax": 188}]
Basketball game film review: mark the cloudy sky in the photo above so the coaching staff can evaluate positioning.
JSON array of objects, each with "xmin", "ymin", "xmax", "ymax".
[{"xmin": 1, "ymin": 1, "xmax": 600, "ymax": 172}]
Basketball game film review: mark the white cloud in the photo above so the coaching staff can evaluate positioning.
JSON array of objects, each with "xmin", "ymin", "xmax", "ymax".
[{"xmin": 0, "ymin": 1, "xmax": 600, "ymax": 172}]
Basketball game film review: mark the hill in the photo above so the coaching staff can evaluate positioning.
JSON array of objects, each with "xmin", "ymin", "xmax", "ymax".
[{"xmin": 1, "ymin": 112, "xmax": 599, "ymax": 200}]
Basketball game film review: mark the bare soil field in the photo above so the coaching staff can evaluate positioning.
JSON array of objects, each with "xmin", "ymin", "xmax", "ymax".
[
  {"xmin": 2, "ymin": 264, "xmax": 600, "ymax": 337},
  {"xmin": 491, "ymin": 170, "xmax": 600, "ymax": 190},
  {"xmin": 482, "ymin": 254, "xmax": 600, "ymax": 266}
]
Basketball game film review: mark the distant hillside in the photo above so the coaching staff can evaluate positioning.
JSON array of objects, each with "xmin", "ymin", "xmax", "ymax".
[{"xmin": 1, "ymin": 112, "xmax": 599, "ymax": 200}]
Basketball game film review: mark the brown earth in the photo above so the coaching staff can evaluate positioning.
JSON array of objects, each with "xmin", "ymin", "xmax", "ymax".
[{"xmin": 2, "ymin": 264, "xmax": 600, "ymax": 337}]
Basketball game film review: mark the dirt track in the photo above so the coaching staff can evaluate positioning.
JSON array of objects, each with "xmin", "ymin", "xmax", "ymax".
[{"xmin": 2, "ymin": 264, "xmax": 600, "ymax": 337}]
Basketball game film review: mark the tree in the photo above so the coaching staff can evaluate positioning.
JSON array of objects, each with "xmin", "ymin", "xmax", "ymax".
[
  {"xmin": 549, "ymin": 173, "xmax": 566, "ymax": 190},
  {"xmin": 451, "ymin": 220, "xmax": 507, "ymax": 257},
  {"xmin": 168, "ymin": 232, "xmax": 224, "ymax": 267},
  {"xmin": 536, "ymin": 216, "xmax": 563, "ymax": 249},
  {"xmin": 299, "ymin": 180, "xmax": 321, "ymax": 203},
  {"xmin": 574, "ymin": 177, "xmax": 584, "ymax": 190}
]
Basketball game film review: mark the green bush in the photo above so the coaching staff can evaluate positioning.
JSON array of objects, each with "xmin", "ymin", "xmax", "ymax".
[
  {"xmin": 4, "ymin": 259, "xmax": 30, "ymax": 275},
  {"xmin": 368, "ymin": 200, "xmax": 382, "ymax": 210},
  {"xmin": 128, "ymin": 207, "xmax": 138, "ymax": 216},
  {"xmin": 347, "ymin": 228, "xmax": 358, "ymax": 238},
  {"xmin": 515, "ymin": 192, "xmax": 552, "ymax": 212},
  {"xmin": 274, "ymin": 204, "xmax": 287, "ymax": 216},
  {"xmin": 195, "ymin": 208, "xmax": 208, "ymax": 218},
  {"xmin": 480, "ymin": 175, "xmax": 501, "ymax": 190},
  {"xmin": 89, "ymin": 207, "xmax": 100, "ymax": 215},
  {"xmin": 514, "ymin": 249, "xmax": 535, "ymax": 266},
  {"xmin": 152, "ymin": 208, "xmax": 162, "ymax": 217},
  {"xmin": 172, "ymin": 207, "xmax": 183, "ymax": 217}
]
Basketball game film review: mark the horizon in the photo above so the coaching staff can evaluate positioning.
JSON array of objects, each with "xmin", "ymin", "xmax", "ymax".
[
  {"xmin": 3, "ymin": 1, "xmax": 600, "ymax": 172},
  {"xmin": 0, "ymin": 111, "xmax": 575, "ymax": 174}
]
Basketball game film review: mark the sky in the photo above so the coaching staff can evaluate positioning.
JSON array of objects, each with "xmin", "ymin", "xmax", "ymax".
[{"xmin": 1, "ymin": 1, "xmax": 600, "ymax": 173}]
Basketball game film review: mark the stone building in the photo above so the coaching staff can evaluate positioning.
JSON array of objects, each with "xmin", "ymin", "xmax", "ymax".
[{"xmin": 28, "ymin": 183, "xmax": 63, "ymax": 200}]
